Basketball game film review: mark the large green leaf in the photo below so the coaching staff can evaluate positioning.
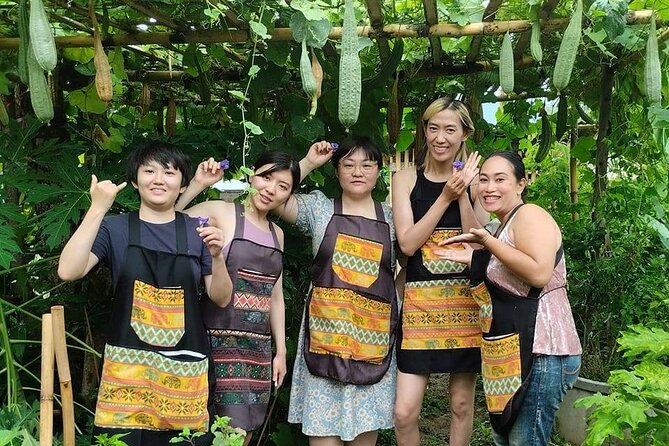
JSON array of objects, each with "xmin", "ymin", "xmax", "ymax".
[
  {"xmin": 0, "ymin": 224, "xmax": 21, "ymax": 270},
  {"xmin": 67, "ymin": 83, "xmax": 108, "ymax": 114}
]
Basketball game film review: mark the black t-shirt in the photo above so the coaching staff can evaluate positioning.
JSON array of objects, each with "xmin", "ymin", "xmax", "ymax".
[{"xmin": 91, "ymin": 213, "xmax": 212, "ymax": 288}]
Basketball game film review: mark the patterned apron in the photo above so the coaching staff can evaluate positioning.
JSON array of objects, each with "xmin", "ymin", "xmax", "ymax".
[
  {"xmin": 93, "ymin": 211, "xmax": 214, "ymax": 446},
  {"xmin": 201, "ymin": 203, "xmax": 283, "ymax": 431},
  {"xmin": 469, "ymin": 205, "xmax": 564, "ymax": 435},
  {"xmin": 397, "ymin": 170, "xmax": 481, "ymax": 373},
  {"xmin": 304, "ymin": 198, "xmax": 398, "ymax": 385}
]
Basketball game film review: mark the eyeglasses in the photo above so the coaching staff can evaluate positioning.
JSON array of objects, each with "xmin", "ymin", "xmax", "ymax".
[{"xmin": 339, "ymin": 162, "xmax": 378, "ymax": 174}]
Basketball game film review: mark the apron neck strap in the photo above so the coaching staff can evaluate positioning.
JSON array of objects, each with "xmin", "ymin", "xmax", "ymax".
[
  {"xmin": 128, "ymin": 210, "xmax": 188, "ymax": 255},
  {"xmin": 494, "ymin": 203, "xmax": 525, "ymax": 237},
  {"xmin": 233, "ymin": 202, "xmax": 245, "ymax": 239},
  {"xmin": 333, "ymin": 198, "xmax": 385, "ymax": 222}
]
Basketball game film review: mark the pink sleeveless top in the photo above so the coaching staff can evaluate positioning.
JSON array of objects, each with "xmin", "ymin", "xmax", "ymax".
[
  {"xmin": 222, "ymin": 217, "xmax": 276, "ymax": 257},
  {"xmin": 486, "ymin": 213, "xmax": 582, "ymax": 355}
]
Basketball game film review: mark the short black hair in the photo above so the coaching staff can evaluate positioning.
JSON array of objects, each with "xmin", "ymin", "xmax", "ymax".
[
  {"xmin": 330, "ymin": 135, "xmax": 383, "ymax": 170},
  {"xmin": 252, "ymin": 151, "xmax": 301, "ymax": 193},
  {"xmin": 126, "ymin": 141, "xmax": 192, "ymax": 187}
]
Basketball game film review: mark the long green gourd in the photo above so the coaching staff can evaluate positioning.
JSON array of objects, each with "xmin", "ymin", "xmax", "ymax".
[
  {"xmin": 300, "ymin": 39, "xmax": 318, "ymax": 114},
  {"xmin": 29, "ymin": 0, "xmax": 57, "ymax": 72},
  {"xmin": 499, "ymin": 32, "xmax": 514, "ymax": 95},
  {"xmin": 27, "ymin": 44, "xmax": 54, "ymax": 123},
  {"xmin": 530, "ymin": 20, "xmax": 543, "ymax": 64},
  {"xmin": 552, "ymin": 0, "xmax": 582, "ymax": 93},
  {"xmin": 536, "ymin": 111, "xmax": 553, "ymax": 163},
  {"xmin": 18, "ymin": 0, "xmax": 29, "ymax": 84},
  {"xmin": 645, "ymin": 13, "xmax": 661, "ymax": 104},
  {"xmin": 338, "ymin": 0, "xmax": 361, "ymax": 131}
]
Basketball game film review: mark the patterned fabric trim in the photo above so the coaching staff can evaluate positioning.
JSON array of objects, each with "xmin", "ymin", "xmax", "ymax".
[
  {"xmin": 233, "ymin": 270, "xmax": 274, "ymax": 328},
  {"xmin": 421, "ymin": 229, "xmax": 467, "ymax": 275},
  {"xmin": 401, "ymin": 279, "xmax": 481, "ymax": 350},
  {"xmin": 331, "ymin": 233, "xmax": 383, "ymax": 288},
  {"xmin": 95, "ymin": 345, "xmax": 209, "ymax": 431},
  {"xmin": 471, "ymin": 282, "xmax": 493, "ymax": 333},
  {"xmin": 209, "ymin": 332, "xmax": 272, "ymax": 408},
  {"xmin": 481, "ymin": 334, "xmax": 522, "ymax": 413},
  {"xmin": 208, "ymin": 329, "xmax": 271, "ymax": 340},
  {"xmin": 130, "ymin": 280, "xmax": 185, "ymax": 348},
  {"xmin": 309, "ymin": 287, "xmax": 391, "ymax": 363}
]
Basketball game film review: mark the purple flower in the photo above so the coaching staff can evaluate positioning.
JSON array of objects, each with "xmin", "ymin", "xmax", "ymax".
[
  {"xmin": 219, "ymin": 159, "xmax": 230, "ymax": 170},
  {"xmin": 197, "ymin": 216, "xmax": 209, "ymax": 228},
  {"xmin": 331, "ymin": 143, "xmax": 339, "ymax": 151},
  {"xmin": 453, "ymin": 160, "xmax": 465, "ymax": 171}
]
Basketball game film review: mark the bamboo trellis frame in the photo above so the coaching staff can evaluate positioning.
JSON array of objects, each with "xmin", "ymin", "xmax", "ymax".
[{"xmin": 0, "ymin": 10, "xmax": 659, "ymax": 50}]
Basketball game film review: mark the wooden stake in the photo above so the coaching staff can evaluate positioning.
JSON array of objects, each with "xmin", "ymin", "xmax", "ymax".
[
  {"xmin": 51, "ymin": 306, "xmax": 75, "ymax": 446},
  {"xmin": 40, "ymin": 314, "xmax": 54, "ymax": 446}
]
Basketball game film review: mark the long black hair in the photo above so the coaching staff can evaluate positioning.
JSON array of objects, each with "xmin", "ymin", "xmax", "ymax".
[{"xmin": 252, "ymin": 151, "xmax": 301, "ymax": 193}]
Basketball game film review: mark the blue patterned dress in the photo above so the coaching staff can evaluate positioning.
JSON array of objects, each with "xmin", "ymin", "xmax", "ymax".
[{"xmin": 287, "ymin": 191, "xmax": 397, "ymax": 441}]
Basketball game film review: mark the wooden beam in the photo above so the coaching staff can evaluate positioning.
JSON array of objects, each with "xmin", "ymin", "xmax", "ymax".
[
  {"xmin": 422, "ymin": 0, "xmax": 441, "ymax": 65},
  {"xmin": 364, "ymin": 0, "xmax": 391, "ymax": 61},
  {"xmin": 466, "ymin": 0, "xmax": 503, "ymax": 63},
  {"xmin": 415, "ymin": 55, "xmax": 536, "ymax": 76},
  {"xmin": 514, "ymin": 0, "xmax": 560, "ymax": 58},
  {"xmin": 0, "ymin": 10, "xmax": 659, "ymax": 49},
  {"xmin": 126, "ymin": 70, "xmax": 241, "ymax": 82}
]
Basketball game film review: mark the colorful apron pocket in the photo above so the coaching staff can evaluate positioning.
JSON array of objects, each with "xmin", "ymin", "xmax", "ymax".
[
  {"xmin": 94, "ymin": 344, "xmax": 209, "ymax": 431},
  {"xmin": 308, "ymin": 287, "xmax": 391, "ymax": 363},
  {"xmin": 421, "ymin": 229, "xmax": 468, "ymax": 275},
  {"xmin": 481, "ymin": 333, "xmax": 522, "ymax": 414},
  {"xmin": 471, "ymin": 282, "xmax": 493, "ymax": 333},
  {"xmin": 131, "ymin": 280, "xmax": 184, "ymax": 347},
  {"xmin": 401, "ymin": 279, "xmax": 481, "ymax": 350},
  {"xmin": 331, "ymin": 233, "xmax": 383, "ymax": 288},
  {"xmin": 233, "ymin": 269, "xmax": 276, "ymax": 328}
]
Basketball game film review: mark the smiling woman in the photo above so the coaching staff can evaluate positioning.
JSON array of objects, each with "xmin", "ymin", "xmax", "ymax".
[
  {"xmin": 391, "ymin": 96, "xmax": 488, "ymax": 446},
  {"xmin": 174, "ymin": 150, "xmax": 300, "ymax": 446},
  {"xmin": 271, "ymin": 136, "xmax": 399, "ymax": 446}
]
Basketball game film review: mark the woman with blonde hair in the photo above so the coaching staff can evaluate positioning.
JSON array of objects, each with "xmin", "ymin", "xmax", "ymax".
[{"xmin": 392, "ymin": 96, "xmax": 488, "ymax": 446}]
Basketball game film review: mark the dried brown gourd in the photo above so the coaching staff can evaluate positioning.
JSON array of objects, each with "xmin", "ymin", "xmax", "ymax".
[
  {"xmin": 166, "ymin": 99, "xmax": 176, "ymax": 136},
  {"xmin": 93, "ymin": 28, "xmax": 112, "ymax": 103}
]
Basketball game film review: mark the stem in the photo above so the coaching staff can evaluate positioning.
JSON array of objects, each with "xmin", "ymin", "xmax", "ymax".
[
  {"xmin": 0, "ymin": 300, "xmax": 19, "ymax": 406},
  {"xmin": 0, "ymin": 255, "xmax": 60, "ymax": 277}
]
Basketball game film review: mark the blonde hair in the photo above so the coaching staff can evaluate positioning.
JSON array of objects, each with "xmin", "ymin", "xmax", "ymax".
[{"xmin": 417, "ymin": 97, "xmax": 475, "ymax": 172}]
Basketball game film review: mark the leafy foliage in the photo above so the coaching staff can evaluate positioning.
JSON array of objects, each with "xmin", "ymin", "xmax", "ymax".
[{"xmin": 575, "ymin": 325, "xmax": 669, "ymax": 445}]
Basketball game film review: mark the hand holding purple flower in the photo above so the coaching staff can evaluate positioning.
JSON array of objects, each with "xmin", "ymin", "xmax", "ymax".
[
  {"xmin": 331, "ymin": 143, "xmax": 339, "ymax": 152},
  {"xmin": 219, "ymin": 159, "xmax": 230, "ymax": 170},
  {"xmin": 197, "ymin": 216, "xmax": 209, "ymax": 228},
  {"xmin": 453, "ymin": 160, "xmax": 465, "ymax": 171}
]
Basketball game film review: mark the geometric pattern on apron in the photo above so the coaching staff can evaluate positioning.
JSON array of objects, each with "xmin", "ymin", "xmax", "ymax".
[
  {"xmin": 94, "ymin": 344, "xmax": 209, "ymax": 431},
  {"xmin": 308, "ymin": 287, "xmax": 391, "ymax": 363},
  {"xmin": 420, "ymin": 229, "xmax": 467, "ymax": 275},
  {"xmin": 130, "ymin": 279, "xmax": 185, "ymax": 348},
  {"xmin": 471, "ymin": 282, "xmax": 493, "ymax": 333},
  {"xmin": 481, "ymin": 333, "xmax": 522, "ymax": 413},
  {"xmin": 209, "ymin": 329, "xmax": 272, "ymax": 406},
  {"xmin": 331, "ymin": 233, "xmax": 383, "ymax": 288},
  {"xmin": 233, "ymin": 270, "xmax": 274, "ymax": 325},
  {"xmin": 401, "ymin": 278, "xmax": 481, "ymax": 350}
]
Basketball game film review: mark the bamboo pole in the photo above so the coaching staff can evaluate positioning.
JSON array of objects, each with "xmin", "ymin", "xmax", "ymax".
[
  {"xmin": 40, "ymin": 314, "xmax": 54, "ymax": 446},
  {"xmin": 0, "ymin": 10, "xmax": 659, "ymax": 49},
  {"xmin": 51, "ymin": 306, "xmax": 74, "ymax": 446}
]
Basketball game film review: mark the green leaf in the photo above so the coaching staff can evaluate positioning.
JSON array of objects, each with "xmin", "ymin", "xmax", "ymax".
[
  {"xmin": 248, "ymin": 65, "xmax": 260, "ymax": 78},
  {"xmin": 109, "ymin": 48, "xmax": 127, "ymax": 81},
  {"xmin": 290, "ymin": 115, "xmax": 324, "ymax": 142},
  {"xmin": 229, "ymin": 90, "xmax": 247, "ymax": 102},
  {"xmin": 589, "ymin": 0, "xmax": 628, "ymax": 40},
  {"xmin": 62, "ymin": 47, "xmax": 95, "ymax": 63},
  {"xmin": 67, "ymin": 83, "xmax": 108, "ymax": 114},
  {"xmin": 570, "ymin": 136, "xmax": 596, "ymax": 162},
  {"xmin": 584, "ymin": 29, "xmax": 617, "ymax": 59},
  {"xmin": 244, "ymin": 121, "xmax": 263, "ymax": 135},
  {"xmin": 0, "ymin": 224, "xmax": 21, "ymax": 270},
  {"xmin": 583, "ymin": 410, "xmax": 626, "ymax": 445},
  {"xmin": 0, "ymin": 429, "xmax": 20, "ymax": 446},
  {"xmin": 99, "ymin": 127, "xmax": 125, "ymax": 153},
  {"xmin": 265, "ymin": 41, "xmax": 291, "ymax": 66},
  {"xmin": 290, "ymin": 0, "xmax": 327, "ymax": 21},
  {"xmin": 20, "ymin": 429, "xmax": 38, "ymax": 446},
  {"xmin": 290, "ymin": 12, "xmax": 331, "ymax": 48},
  {"xmin": 618, "ymin": 325, "xmax": 669, "ymax": 360},
  {"xmin": 396, "ymin": 129, "xmax": 414, "ymax": 152},
  {"xmin": 249, "ymin": 21, "xmax": 271, "ymax": 40}
]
